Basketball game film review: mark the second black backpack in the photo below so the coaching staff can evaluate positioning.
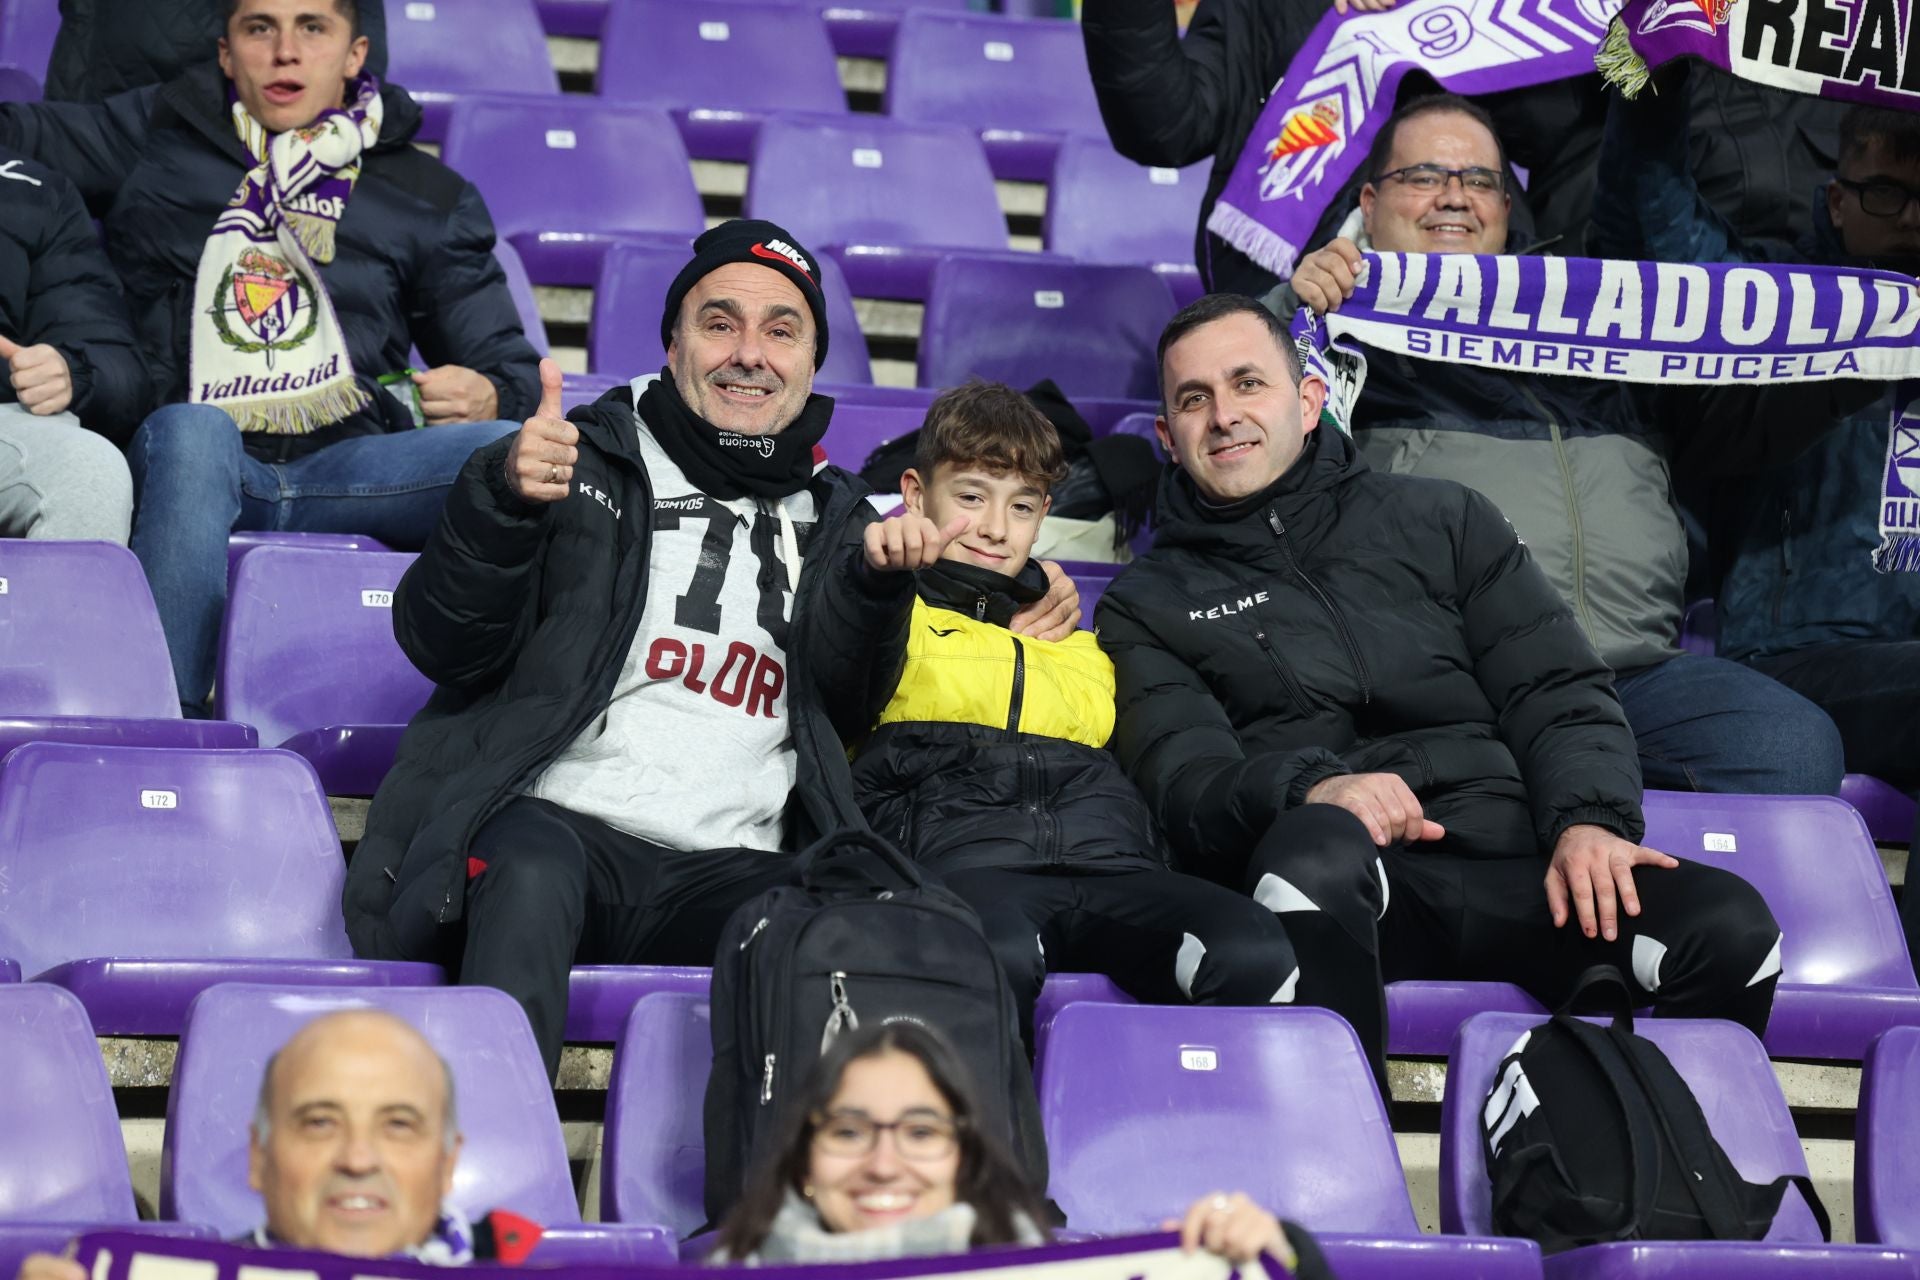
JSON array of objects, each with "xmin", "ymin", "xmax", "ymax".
[
  {"xmin": 701, "ymin": 827, "xmax": 1048, "ymax": 1224},
  {"xmin": 1482, "ymin": 967, "xmax": 1829, "ymax": 1253}
]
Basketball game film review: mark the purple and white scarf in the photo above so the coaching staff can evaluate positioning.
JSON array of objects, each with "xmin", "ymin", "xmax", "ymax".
[
  {"xmin": 1208, "ymin": 0, "xmax": 1619, "ymax": 283},
  {"xmin": 1599, "ymin": 0, "xmax": 1920, "ymax": 106},
  {"xmin": 1289, "ymin": 252, "xmax": 1920, "ymax": 568},
  {"xmin": 188, "ymin": 76, "xmax": 382, "ymax": 435}
]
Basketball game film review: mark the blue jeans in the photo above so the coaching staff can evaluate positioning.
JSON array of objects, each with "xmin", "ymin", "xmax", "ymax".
[
  {"xmin": 128, "ymin": 402, "xmax": 517, "ymax": 713},
  {"xmin": 1614, "ymin": 653, "xmax": 1845, "ymax": 795}
]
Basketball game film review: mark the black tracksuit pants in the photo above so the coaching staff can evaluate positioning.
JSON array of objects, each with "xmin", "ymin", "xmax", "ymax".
[
  {"xmin": 1231, "ymin": 806, "xmax": 1784, "ymax": 1090},
  {"xmin": 460, "ymin": 796, "xmax": 791, "ymax": 1077},
  {"xmin": 939, "ymin": 863, "xmax": 1301, "ymax": 1054}
]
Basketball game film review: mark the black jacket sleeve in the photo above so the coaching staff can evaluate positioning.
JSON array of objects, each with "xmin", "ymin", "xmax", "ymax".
[
  {"xmin": 1452, "ymin": 486, "xmax": 1644, "ymax": 849},
  {"xmin": 407, "ymin": 182, "xmax": 541, "ymax": 422},
  {"xmin": 392, "ymin": 434, "xmax": 551, "ymax": 691},
  {"xmin": 810, "ymin": 504, "xmax": 916, "ymax": 748},
  {"xmin": 1100, "ymin": 584, "xmax": 1347, "ymax": 870},
  {"xmin": 0, "ymin": 87, "xmax": 154, "ymax": 205},
  {"xmin": 1082, "ymin": 0, "xmax": 1244, "ymax": 169},
  {"xmin": 17, "ymin": 164, "xmax": 148, "ymax": 440}
]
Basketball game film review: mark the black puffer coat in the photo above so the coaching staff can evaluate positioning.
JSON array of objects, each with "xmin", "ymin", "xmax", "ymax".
[
  {"xmin": 1095, "ymin": 426, "xmax": 1642, "ymax": 871},
  {"xmin": 0, "ymin": 146, "xmax": 146, "ymax": 439},
  {"xmin": 0, "ymin": 62, "xmax": 535, "ymax": 459},
  {"xmin": 343, "ymin": 386, "xmax": 914, "ymax": 963}
]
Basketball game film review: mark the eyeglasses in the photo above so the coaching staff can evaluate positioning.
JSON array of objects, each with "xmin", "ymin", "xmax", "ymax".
[
  {"xmin": 811, "ymin": 1108, "xmax": 960, "ymax": 1161},
  {"xmin": 1374, "ymin": 163, "xmax": 1506, "ymax": 197},
  {"xmin": 1835, "ymin": 177, "xmax": 1920, "ymax": 219}
]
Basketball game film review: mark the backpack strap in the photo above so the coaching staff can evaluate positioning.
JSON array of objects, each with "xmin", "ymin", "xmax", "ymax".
[
  {"xmin": 1553, "ymin": 1016, "xmax": 1663, "ymax": 1241},
  {"xmin": 792, "ymin": 827, "xmax": 928, "ymax": 895},
  {"xmin": 1557, "ymin": 963, "xmax": 1637, "ymax": 1034},
  {"xmin": 1766, "ymin": 1175, "xmax": 1833, "ymax": 1242}
]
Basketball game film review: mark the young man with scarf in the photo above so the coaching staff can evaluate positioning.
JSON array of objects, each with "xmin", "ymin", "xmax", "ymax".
[
  {"xmin": 1264, "ymin": 94, "xmax": 1848, "ymax": 798},
  {"xmin": 342, "ymin": 220, "xmax": 1082, "ymax": 1077},
  {"xmin": 14, "ymin": 1009, "xmax": 542, "ymax": 1280},
  {"xmin": 1595, "ymin": 85, "xmax": 1920, "ymax": 969},
  {"xmin": 1097, "ymin": 291, "xmax": 1784, "ymax": 1088},
  {"xmin": 0, "ymin": 0, "xmax": 538, "ymax": 716}
]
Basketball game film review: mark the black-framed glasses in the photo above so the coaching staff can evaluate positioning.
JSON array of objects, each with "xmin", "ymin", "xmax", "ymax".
[
  {"xmin": 1835, "ymin": 177, "xmax": 1920, "ymax": 219},
  {"xmin": 811, "ymin": 1108, "xmax": 961, "ymax": 1161},
  {"xmin": 1374, "ymin": 163, "xmax": 1506, "ymax": 197}
]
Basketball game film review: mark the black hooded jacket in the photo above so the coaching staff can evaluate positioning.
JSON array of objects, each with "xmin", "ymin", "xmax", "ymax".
[
  {"xmin": 1094, "ymin": 426, "xmax": 1643, "ymax": 872},
  {"xmin": 0, "ymin": 62, "xmax": 536, "ymax": 459},
  {"xmin": 342, "ymin": 385, "xmax": 915, "ymax": 962}
]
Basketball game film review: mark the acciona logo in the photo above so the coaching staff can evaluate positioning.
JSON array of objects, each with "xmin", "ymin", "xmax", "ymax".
[{"xmin": 750, "ymin": 239, "xmax": 814, "ymax": 283}]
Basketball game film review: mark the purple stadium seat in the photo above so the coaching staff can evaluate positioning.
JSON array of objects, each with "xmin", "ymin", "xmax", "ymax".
[
  {"xmin": 1642, "ymin": 789, "xmax": 1920, "ymax": 1059},
  {"xmin": 0, "ymin": 542, "xmax": 255, "ymax": 754},
  {"xmin": 494, "ymin": 239, "xmax": 550, "ymax": 355},
  {"xmin": 1841, "ymin": 772, "xmax": 1917, "ymax": 845},
  {"xmin": 1041, "ymin": 1003, "xmax": 1418, "ymax": 1234},
  {"xmin": 385, "ymin": 0, "xmax": 558, "ymax": 143},
  {"xmin": 214, "ymin": 547, "xmax": 433, "ymax": 797},
  {"xmin": 1678, "ymin": 597, "xmax": 1717, "ymax": 656},
  {"xmin": 164, "ymin": 984, "xmax": 675, "ymax": 1264},
  {"xmin": 442, "ymin": 98, "xmax": 703, "ymax": 286},
  {"xmin": 0, "ymin": 959, "xmax": 16, "ymax": 982},
  {"xmin": 563, "ymin": 372, "xmax": 624, "ymax": 413},
  {"xmin": 809, "ymin": 0, "xmax": 970, "ymax": 58},
  {"xmin": 598, "ymin": 0, "xmax": 845, "ymax": 162},
  {"xmin": 1046, "ymin": 138, "xmax": 1206, "ymax": 280},
  {"xmin": 821, "ymin": 403, "xmax": 926, "ymax": 479},
  {"xmin": 225, "ymin": 530, "xmax": 392, "ymax": 596},
  {"xmin": 0, "ymin": 743, "xmax": 442, "ymax": 1034},
  {"xmin": 566, "ymin": 965, "xmax": 711, "ymax": 1043},
  {"xmin": 821, "ymin": 387, "xmax": 1154, "ymax": 436},
  {"xmin": 0, "ymin": 64, "xmax": 37, "ymax": 101},
  {"xmin": 0, "ymin": 985, "xmax": 217, "ymax": 1278},
  {"xmin": 591, "ymin": 239, "xmax": 871, "ymax": 385},
  {"xmin": 536, "ymin": 0, "xmax": 609, "ymax": 36},
  {"xmin": 1439, "ymin": 1012, "xmax": 1913, "ymax": 1279},
  {"xmin": 745, "ymin": 115, "xmax": 1008, "ymax": 300},
  {"xmin": 918, "ymin": 257, "xmax": 1176, "ymax": 400},
  {"xmin": 886, "ymin": 13, "xmax": 1105, "ymax": 182},
  {"xmin": 602, "ymin": 992, "xmax": 712, "ymax": 1236},
  {"xmin": 0, "ymin": 0, "xmax": 54, "ymax": 80},
  {"xmin": 1858, "ymin": 1026, "xmax": 1920, "ymax": 1246}
]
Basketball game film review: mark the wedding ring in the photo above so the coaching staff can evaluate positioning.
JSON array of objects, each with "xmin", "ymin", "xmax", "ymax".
[
  {"xmin": 1210, "ymin": 1194, "xmax": 1231, "ymax": 1214},
  {"xmin": 546, "ymin": 465, "xmax": 561, "ymax": 484}
]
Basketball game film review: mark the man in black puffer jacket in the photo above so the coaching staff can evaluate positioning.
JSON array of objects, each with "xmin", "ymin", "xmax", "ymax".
[
  {"xmin": 345, "ymin": 222, "xmax": 1081, "ymax": 1076},
  {"xmin": 1097, "ymin": 294, "xmax": 1783, "ymax": 1084},
  {"xmin": 0, "ymin": 0, "xmax": 536, "ymax": 716}
]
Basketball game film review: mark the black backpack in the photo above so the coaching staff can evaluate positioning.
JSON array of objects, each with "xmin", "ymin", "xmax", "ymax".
[
  {"xmin": 1482, "ymin": 967, "xmax": 1829, "ymax": 1254},
  {"xmin": 701, "ymin": 828, "xmax": 1049, "ymax": 1224}
]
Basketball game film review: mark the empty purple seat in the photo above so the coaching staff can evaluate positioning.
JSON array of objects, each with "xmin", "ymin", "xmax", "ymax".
[
  {"xmin": 1841, "ymin": 772, "xmax": 1916, "ymax": 845},
  {"xmin": 494, "ymin": 238, "xmax": 550, "ymax": 355},
  {"xmin": 1857, "ymin": 1026, "xmax": 1920, "ymax": 1245},
  {"xmin": 442, "ymin": 97, "xmax": 703, "ymax": 286},
  {"xmin": 566, "ymin": 964, "xmax": 711, "ymax": 1042},
  {"xmin": 603, "ymin": 992, "xmax": 712, "ymax": 1236},
  {"xmin": 0, "ymin": 959, "xmax": 16, "ymax": 981},
  {"xmin": 386, "ymin": 0, "xmax": 558, "ymax": 143},
  {"xmin": 1642, "ymin": 789, "xmax": 1920, "ymax": 1059},
  {"xmin": 225, "ymin": 530, "xmax": 392, "ymax": 595},
  {"xmin": 1439, "ymin": 1012, "xmax": 1906, "ymax": 1279},
  {"xmin": 821, "ymin": 403, "xmax": 927, "ymax": 480},
  {"xmin": 215, "ymin": 547, "xmax": 432, "ymax": 796},
  {"xmin": 164, "ymin": 984, "xmax": 674, "ymax": 1263},
  {"xmin": 0, "ymin": 743, "xmax": 441, "ymax": 1033},
  {"xmin": 0, "ymin": 985, "xmax": 216, "ymax": 1276},
  {"xmin": 0, "ymin": 0, "xmax": 55, "ymax": 79},
  {"xmin": 0, "ymin": 542, "xmax": 255, "ymax": 754},
  {"xmin": 0, "ymin": 64, "xmax": 37, "ymax": 102},
  {"xmin": 919, "ymin": 257, "xmax": 1175, "ymax": 400},
  {"xmin": 810, "ymin": 0, "xmax": 969, "ymax": 58},
  {"xmin": 598, "ymin": 0, "xmax": 844, "ymax": 161},
  {"xmin": 1041, "ymin": 1003, "xmax": 1417, "ymax": 1234},
  {"xmin": 1046, "ymin": 137, "xmax": 1206, "ymax": 274},
  {"xmin": 536, "ymin": 0, "xmax": 609, "ymax": 36},
  {"xmin": 591, "ymin": 239, "xmax": 871, "ymax": 384},
  {"xmin": 886, "ymin": 13, "xmax": 1104, "ymax": 181},
  {"xmin": 745, "ymin": 115, "xmax": 1007, "ymax": 300},
  {"xmin": 563, "ymin": 371, "xmax": 625, "ymax": 412}
]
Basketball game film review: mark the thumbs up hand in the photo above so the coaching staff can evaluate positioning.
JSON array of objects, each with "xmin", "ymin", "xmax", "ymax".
[
  {"xmin": 504, "ymin": 358, "xmax": 578, "ymax": 504},
  {"xmin": 864, "ymin": 512, "xmax": 970, "ymax": 573},
  {"xmin": 0, "ymin": 336, "xmax": 74, "ymax": 417}
]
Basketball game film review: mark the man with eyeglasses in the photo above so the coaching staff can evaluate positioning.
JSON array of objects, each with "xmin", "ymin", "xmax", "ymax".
[
  {"xmin": 1594, "ymin": 83, "xmax": 1920, "ymax": 970},
  {"xmin": 1265, "ymin": 93, "xmax": 1848, "ymax": 801}
]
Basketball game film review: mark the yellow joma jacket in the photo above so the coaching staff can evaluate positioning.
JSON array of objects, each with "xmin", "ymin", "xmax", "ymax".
[{"xmin": 852, "ymin": 594, "xmax": 1167, "ymax": 874}]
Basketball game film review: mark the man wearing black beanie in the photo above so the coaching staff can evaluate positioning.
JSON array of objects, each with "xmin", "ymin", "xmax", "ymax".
[{"xmin": 344, "ymin": 219, "xmax": 1081, "ymax": 1076}]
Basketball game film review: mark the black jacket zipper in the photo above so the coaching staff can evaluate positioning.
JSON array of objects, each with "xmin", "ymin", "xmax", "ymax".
[
  {"xmin": 1773, "ymin": 507, "xmax": 1793, "ymax": 627},
  {"xmin": 1254, "ymin": 630, "xmax": 1312, "ymax": 713},
  {"xmin": 1266, "ymin": 509, "xmax": 1373, "ymax": 704}
]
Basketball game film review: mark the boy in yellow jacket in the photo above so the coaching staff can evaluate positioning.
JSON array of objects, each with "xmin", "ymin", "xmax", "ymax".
[{"xmin": 851, "ymin": 381, "xmax": 1299, "ymax": 1043}]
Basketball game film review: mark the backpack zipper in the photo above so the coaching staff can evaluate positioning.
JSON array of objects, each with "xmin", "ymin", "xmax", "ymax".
[
  {"xmin": 738, "ymin": 916, "xmax": 769, "ymax": 950},
  {"xmin": 1265, "ymin": 509, "xmax": 1372, "ymax": 704},
  {"xmin": 761, "ymin": 1053, "xmax": 776, "ymax": 1104},
  {"xmin": 821, "ymin": 970, "xmax": 860, "ymax": 1052}
]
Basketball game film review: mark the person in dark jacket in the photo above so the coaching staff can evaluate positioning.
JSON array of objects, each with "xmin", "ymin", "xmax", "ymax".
[
  {"xmin": 1098, "ymin": 292, "xmax": 1783, "ymax": 1084},
  {"xmin": 343, "ymin": 221, "xmax": 1081, "ymax": 1076},
  {"xmin": 1267, "ymin": 94, "xmax": 1846, "ymax": 797},
  {"xmin": 44, "ymin": 0, "xmax": 387, "ymax": 104},
  {"xmin": 0, "ymin": 146, "xmax": 144, "ymax": 541},
  {"xmin": 851, "ymin": 381, "xmax": 1297, "ymax": 1043},
  {"xmin": 1080, "ymin": 0, "xmax": 1841, "ymax": 298},
  {"xmin": 0, "ymin": 0, "xmax": 537, "ymax": 716}
]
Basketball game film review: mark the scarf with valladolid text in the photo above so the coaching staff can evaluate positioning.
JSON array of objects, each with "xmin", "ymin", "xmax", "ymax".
[
  {"xmin": 1209, "ymin": 0, "xmax": 1617, "ymax": 283},
  {"xmin": 188, "ymin": 76, "xmax": 381, "ymax": 434},
  {"xmin": 1288, "ymin": 252, "xmax": 1920, "ymax": 569}
]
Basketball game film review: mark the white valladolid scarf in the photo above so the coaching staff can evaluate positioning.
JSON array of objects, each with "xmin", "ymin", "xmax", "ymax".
[{"xmin": 189, "ymin": 75, "xmax": 382, "ymax": 434}]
